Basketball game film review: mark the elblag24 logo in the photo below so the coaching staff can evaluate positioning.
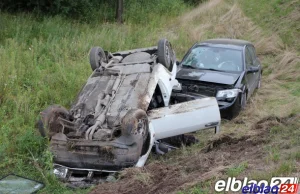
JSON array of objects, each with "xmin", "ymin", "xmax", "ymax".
[{"xmin": 214, "ymin": 177, "xmax": 299, "ymax": 193}]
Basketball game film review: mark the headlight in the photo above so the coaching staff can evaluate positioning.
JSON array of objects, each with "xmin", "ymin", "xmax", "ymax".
[
  {"xmin": 216, "ymin": 89, "xmax": 241, "ymax": 98},
  {"xmin": 53, "ymin": 165, "xmax": 68, "ymax": 179}
]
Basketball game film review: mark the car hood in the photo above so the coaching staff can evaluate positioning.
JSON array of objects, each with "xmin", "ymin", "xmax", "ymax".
[{"xmin": 176, "ymin": 68, "xmax": 240, "ymax": 85}]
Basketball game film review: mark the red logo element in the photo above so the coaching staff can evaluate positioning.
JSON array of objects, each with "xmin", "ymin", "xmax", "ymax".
[{"xmin": 280, "ymin": 184, "xmax": 299, "ymax": 194}]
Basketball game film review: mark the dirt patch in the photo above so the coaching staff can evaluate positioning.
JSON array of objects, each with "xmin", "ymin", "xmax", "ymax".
[
  {"xmin": 252, "ymin": 114, "xmax": 299, "ymax": 131},
  {"xmin": 178, "ymin": 132, "xmax": 268, "ymax": 179},
  {"xmin": 89, "ymin": 163, "xmax": 183, "ymax": 194}
]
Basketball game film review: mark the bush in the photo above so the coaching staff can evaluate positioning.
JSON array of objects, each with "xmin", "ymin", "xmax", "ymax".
[
  {"xmin": 0, "ymin": 0, "xmax": 188, "ymax": 22},
  {"xmin": 0, "ymin": 0, "xmax": 108, "ymax": 20}
]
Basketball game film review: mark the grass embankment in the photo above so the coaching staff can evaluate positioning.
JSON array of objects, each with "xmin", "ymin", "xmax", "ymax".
[
  {"xmin": 176, "ymin": 0, "xmax": 300, "ymax": 193},
  {"xmin": 0, "ymin": 1, "xmax": 191, "ymax": 193},
  {"xmin": 241, "ymin": 0, "xmax": 300, "ymax": 53}
]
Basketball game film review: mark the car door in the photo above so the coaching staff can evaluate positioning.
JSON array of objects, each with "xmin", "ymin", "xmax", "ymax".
[
  {"xmin": 249, "ymin": 45, "xmax": 261, "ymax": 86},
  {"xmin": 245, "ymin": 46, "xmax": 256, "ymax": 97},
  {"xmin": 147, "ymin": 97, "xmax": 221, "ymax": 140}
]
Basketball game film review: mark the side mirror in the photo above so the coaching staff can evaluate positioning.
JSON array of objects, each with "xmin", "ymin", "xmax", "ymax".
[
  {"xmin": 247, "ymin": 66, "xmax": 259, "ymax": 73},
  {"xmin": 176, "ymin": 61, "xmax": 180, "ymax": 66}
]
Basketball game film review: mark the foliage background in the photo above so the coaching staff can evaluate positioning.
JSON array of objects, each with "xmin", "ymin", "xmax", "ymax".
[{"xmin": 0, "ymin": 0, "xmax": 203, "ymax": 22}]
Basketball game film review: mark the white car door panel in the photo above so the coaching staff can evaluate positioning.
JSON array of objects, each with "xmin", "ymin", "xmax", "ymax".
[{"xmin": 147, "ymin": 97, "xmax": 221, "ymax": 140}]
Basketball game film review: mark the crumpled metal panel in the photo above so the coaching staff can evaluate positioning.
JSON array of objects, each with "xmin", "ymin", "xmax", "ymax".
[{"xmin": 70, "ymin": 75, "xmax": 113, "ymax": 119}]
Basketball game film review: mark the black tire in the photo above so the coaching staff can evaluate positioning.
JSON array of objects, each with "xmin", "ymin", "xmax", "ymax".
[
  {"xmin": 157, "ymin": 39, "xmax": 175, "ymax": 70},
  {"xmin": 121, "ymin": 109, "xmax": 149, "ymax": 142},
  {"xmin": 89, "ymin": 47, "xmax": 107, "ymax": 71},
  {"xmin": 37, "ymin": 105, "xmax": 70, "ymax": 138},
  {"xmin": 121, "ymin": 109, "xmax": 149, "ymax": 155}
]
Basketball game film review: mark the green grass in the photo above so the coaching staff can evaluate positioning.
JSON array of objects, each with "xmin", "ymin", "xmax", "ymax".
[
  {"xmin": 266, "ymin": 145, "xmax": 281, "ymax": 163},
  {"xmin": 282, "ymin": 82, "xmax": 300, "ymax": 97},
  {"xmin": 248, "ymin": 161, "xmax": 296, "ymax": 183},
  {"xmin": 250, "ymin": 161, "xmax": 296, "ymax": 180},
  {"xmin": 240, "ymin": 0, "xmax": 300, "ymax": 53},
  {"xmin": 288, "ymin": 151, "xmax": 300, "ymax": 161},
  {"xmin": 269, "ymin": 118, "xmax": 300, "ymax": 147},
  {"xmin": 226, "ymin": 162, "xmax": 248, "ymax": 177},
  {"xmin": 178, "ymin": 186, "xmax": 210, "ymax": 194},
  {"xmin": 177, "ymin": 180, "xmax": 213, "ymax": 194}
]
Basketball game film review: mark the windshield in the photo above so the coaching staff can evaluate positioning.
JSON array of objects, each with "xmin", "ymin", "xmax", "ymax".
[{"xmin": 181, "ymin": 46, "xmax": 243, "ymax": 72}]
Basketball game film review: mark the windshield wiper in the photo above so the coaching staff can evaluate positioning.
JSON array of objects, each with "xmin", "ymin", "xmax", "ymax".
[
  {"xmin": 182, "ymin": 65, "xmax": 197, "ymax": 69},
  {"xmin": 201, "ymin": 68, "xmax": 226, "ymax": 72},
  {"xmin": 182, "ymin": 66, "xmax": 226, "ymax": 72}
]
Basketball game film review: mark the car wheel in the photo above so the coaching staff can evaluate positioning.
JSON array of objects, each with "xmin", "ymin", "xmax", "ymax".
[
  {"xmin": 256, "ymin": 74, "xmax": 262, "ymax": 89},
  {"xmin": 89, "ymin": 47, "xmax": 107, "ymax": 71},
  {"xmin": 37, "ymin": 105, "xmax": 70, "ymax": 138},
  {"xmin": 241, "ymin": 92, "xmax": 247, "ymax": 110},
  {"xmin": 121, "ymin": 109, "xmax": 149, "ymax": 142},
  {"xmin": 121, "ymin": 109, "xmax": 149, "ymax": 155},
  {"xmin": 157, "ymin": 39, "xmax": 175, "ymax": 70}
]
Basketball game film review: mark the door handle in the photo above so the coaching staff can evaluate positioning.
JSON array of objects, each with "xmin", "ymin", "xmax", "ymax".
[{"xmin": 205, "ymin": 122, "xmax": 219, "ymax": 127}]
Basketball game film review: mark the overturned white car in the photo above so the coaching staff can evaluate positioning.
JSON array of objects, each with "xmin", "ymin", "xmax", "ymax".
[{"xmin": 38, "ymin": 39, "xmax": 221, "ymax": 183}]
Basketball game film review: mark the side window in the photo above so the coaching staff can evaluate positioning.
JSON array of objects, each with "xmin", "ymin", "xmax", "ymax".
[
  {"xmin": 249, "ymin": 46, "xmax": 258, "ymax": 66},
  {"xmin": 250, "ymin": 46, "xmax": 256, "ymax": 58},
  {"xmin": 245, "ymin": 47, "xmax": 253, "ymax": 68}
]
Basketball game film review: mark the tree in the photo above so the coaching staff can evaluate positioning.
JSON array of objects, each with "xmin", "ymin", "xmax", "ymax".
[{"xmin": 116, "ymin": 0, "xmax": 124, "ymax": 23}]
